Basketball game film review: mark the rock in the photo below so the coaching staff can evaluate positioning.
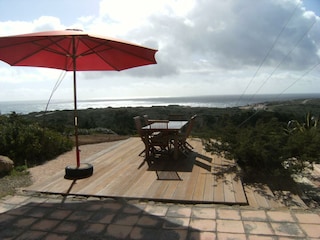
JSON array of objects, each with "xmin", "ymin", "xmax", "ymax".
[{"xmin": 0, "ymin": 155, "xmax": 14, "ymax": 173}]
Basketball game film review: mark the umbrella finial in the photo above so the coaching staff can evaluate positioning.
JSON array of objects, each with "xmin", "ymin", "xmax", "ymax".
[{"xmin": 66, "ymin": 28, "xmax": 83, "ymax": 32}]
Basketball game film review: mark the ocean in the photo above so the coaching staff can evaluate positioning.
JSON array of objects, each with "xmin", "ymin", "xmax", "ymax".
[{"xmin": 0, "ymin": 93, "xmax": 319, "ymax": 115}]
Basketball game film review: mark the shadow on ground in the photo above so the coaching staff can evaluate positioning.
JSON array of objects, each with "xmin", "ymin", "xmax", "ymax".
[{"xmin": 0, "ymin": 197, "xmax": 201, "ymax": 239}]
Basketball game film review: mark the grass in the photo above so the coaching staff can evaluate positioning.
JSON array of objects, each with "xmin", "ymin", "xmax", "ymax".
[{"xmin": 0, "ymin": 168, "xmax": 32, "ymax": 198}]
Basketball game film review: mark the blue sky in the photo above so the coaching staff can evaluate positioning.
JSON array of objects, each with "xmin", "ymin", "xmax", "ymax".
[{"xmin": 0, "ymin": 0, "xmax": 319, "ymax": 101}]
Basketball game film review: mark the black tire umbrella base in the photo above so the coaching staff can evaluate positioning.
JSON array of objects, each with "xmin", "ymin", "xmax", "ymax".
[{"xmin": 65, "ymin": 163, "xmax": 93, "ymax": 179}]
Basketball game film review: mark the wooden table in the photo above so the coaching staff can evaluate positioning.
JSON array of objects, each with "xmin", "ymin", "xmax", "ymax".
[{"xmin": 142, "ymin": 120, "xmax": 188, "ymax": 159}]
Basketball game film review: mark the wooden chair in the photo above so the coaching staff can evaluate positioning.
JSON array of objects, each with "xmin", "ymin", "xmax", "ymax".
[
  {"xmin": 168, "ymin": 114, "xmax": 186, "ymax": 121},
  {"xmin": 134, "ymin": 116, "xmax": 170, "ymax": 158},
  {"xmin": 134, "ymin": 116, "xmax": 148, "ymax": 157},
  {"xmin": 176, "ymin": 114, "xmax": 197, "ymax": 154}
]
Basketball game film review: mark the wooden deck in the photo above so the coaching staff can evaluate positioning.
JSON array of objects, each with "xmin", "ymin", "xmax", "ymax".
[{"xmin": 24, "ymin": 137, "xmax": 247, "ymax": 205}]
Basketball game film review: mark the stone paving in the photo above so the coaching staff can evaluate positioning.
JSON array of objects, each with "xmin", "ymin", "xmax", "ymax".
[{"xmin": 0, "ymin": 192, "xmax": 319, "ymax": 239}]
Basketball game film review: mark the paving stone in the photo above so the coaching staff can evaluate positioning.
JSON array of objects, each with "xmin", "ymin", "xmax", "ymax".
[
  {"xmin": 106, "ymin": 224, "xmax": 132, "ymax": 239},
  {"xmin": 1, "ymin": 192, "xmax": 320, "ymax": 240},
  {"xmin": 44, "ymin": 233, "xmax": 69, "ymax": 240},
  {"xmin": 82, "ymin": 222, "xmax": 106, "ymax": 234},
  {"xmin": 241, "ymin": 209, "xmax": 268, "ymax": 221},
  {"xmin": 112, "ymin": 213, "xmax": 140, "ymax": 226},
  {"xmin": 167, "ymin": 205, "xmax": 192, "ymax": 218},
  {"xmin": 217, "ymin": 208, "xmax": 241, "ymax": 220},
  {"xmin": 294, "ymin": 212, "xmax": 320, "ymax": 223},
  {"xmin": 13, "ymin": 216, "xmax": 38, "ymax": 228},
  {"xmin": 130, "ymin": 226, "xmax": 159, "ymax": 240},
  {"xmin": 15, "ymin": 230, "xmax": 47, "ymax": 239},
  {"xmin": 243, "ymin": 221, "xmax": 274, "ymax": 235},
  {"xmin": 247, "ymin": 235, "xmax": 275, "ymax": 240},
  {"xmin": 216, "ymin": 219, "xmax": 245, "ymax": 234},
  {"xmin": 270, "ymin": 222, "xmax": 305, "ymax": 237},
  {"xmin": 189, "ymin": 219, "xmax": 216, "ymax": 232},
  {"xmin": 299, "ymin": 223, "xmax": 320, "ymax": 238},
  {"xmin": 123, "ymin": 204, "xmax": 144, "ymax": 214},
  {"xmin": 188, "ymin": 231, "xmax": 216, "ymax": 240},
  {"xmin": 144, "ymin": 204, "xmax": 169, "ymax": 216},
  {"xmin": 101, "ymin": 201, "xmax": 123, "ymax": 212},
  {"xmin": 159, "ymin": 229, "xmax": 188, "ymax": 240},
  {"xmin": 137, "ymin": 214, "xmax": 164, "ymax": 227},
  {"xmin": 191, "ymin": 207, "xmax": 216, "ymax": 219},
  {"xmin": 54, "ymin": 221, "xmax": 79, "ymax": 233},
  {"xmin": 31, "ymin": 219, "xmax": 60, "ymax": 231},
  {"xmin": 267, "ymin": 211, "xmax": 295, "ymax": 222},
  {"xmin": 217, "ymin": 232, "xmax": 246, "ymax": 240},
  {"xmin": 67, "ymin": 210, "xmax": 93, "ymax": 222},
  {"xmin": 89, "ymin": 210, "xmax": 116, "ymax": 224},
  {"xmin": 163, "ymin": 217, "xmax": 190, "ymax": 229},
  {"xmin": 48, "ymin": 209, "xmax": 72, "ymax": 220}
]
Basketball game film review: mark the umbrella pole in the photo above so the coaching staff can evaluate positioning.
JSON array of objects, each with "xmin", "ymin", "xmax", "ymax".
[
  {"xmin": 64, "ymin": 36, "xmax": 93, "ymax": 179},
  {"xmin": 73, "ymin": 69, "xmax": 80, "ymax": 168},
  {"xmin": 72, "ymin": 38, "xmax": 80, "ymax": 168}
]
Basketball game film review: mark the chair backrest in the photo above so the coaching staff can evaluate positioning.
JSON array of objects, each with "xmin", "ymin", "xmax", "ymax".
[
  {"xmin": 168, "ymin": 114, "xmax": 186, "ymax": 121},
  {"xmin": 133, "ymin": 116, "xmax": 143, "ymax": 136},
  {"xmin": 142, "ymin": 115, "xmax": 149, "ymax": 126},
  {"xmin": 134, "ymin": 116, "xmax": 150, "ymax": 149},
  {"xmin": 182, "ymin": 114, "xmax": 197, "ymax": 140}
]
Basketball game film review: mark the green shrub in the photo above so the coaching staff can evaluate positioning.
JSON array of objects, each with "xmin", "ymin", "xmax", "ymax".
[
  {"xmin": 0, "ymin": 113, "xmax": 73, "ymax": 167},
  {"xmin": 205, "ymin": 111, "xmax": 320, "ymax": 175}
]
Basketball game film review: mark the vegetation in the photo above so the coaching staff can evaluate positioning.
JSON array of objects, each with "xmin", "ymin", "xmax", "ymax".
[
  {"xmin": 204, "ymin": 110, "xmax": 320, "ymax": 175},
  {"xmin": 22, "ymin": 99, "xmax": 320, "ymax": 176},
  {"xmin": 1, "ymin": 98, "xmax": 320, "ymax": 204},
  {"xmin": 0, "ymin": 113, "xmax": 73, "ymax": 167},
  {"xmin": 0, "ymin": 166, "xmax": 32, "ymax": 198}
]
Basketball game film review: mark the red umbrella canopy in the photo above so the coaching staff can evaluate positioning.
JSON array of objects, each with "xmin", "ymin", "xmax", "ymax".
[
  {"xmin": 0, "ymin": 29, "xmax": 157, "ymax": 71},
  {"xmin": 0, "ymin": 29, "xmax": 157, "ymax": 170}
]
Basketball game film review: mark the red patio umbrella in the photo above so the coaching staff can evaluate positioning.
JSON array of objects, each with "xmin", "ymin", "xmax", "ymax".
[{"xmin": 0, "ymin": 29, "xmax": 157, "ymax": 178}]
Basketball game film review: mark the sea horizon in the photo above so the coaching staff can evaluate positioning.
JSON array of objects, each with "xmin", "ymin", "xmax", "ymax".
[{"xmin": 1, "ymin": 93, "xmax": 320, "ymax": 115}]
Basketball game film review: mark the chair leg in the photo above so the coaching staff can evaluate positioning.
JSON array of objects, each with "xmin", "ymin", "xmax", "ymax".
[
  {"xmin": 139, "ymin": 149, "xmax": 146, "ymax": 156},
  {"xmin": 185, "ymin": 141, "xmax": 194, "ymax": 149}
]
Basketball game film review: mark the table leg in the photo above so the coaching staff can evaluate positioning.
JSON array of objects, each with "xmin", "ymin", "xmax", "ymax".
[
  {"xmin": 142, "ymin": 135, "xmax": 150, "ymax": 159},
  {"xmin": 173, "ymin": 134, "xmax": 178, "ymax": 160}
]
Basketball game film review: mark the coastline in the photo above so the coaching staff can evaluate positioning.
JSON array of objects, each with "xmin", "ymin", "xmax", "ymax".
[{"xmin": 1, "ymin": 93, "xmax": 320, "ymax": 115}]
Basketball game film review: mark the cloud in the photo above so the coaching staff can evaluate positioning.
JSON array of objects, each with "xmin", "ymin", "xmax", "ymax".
[
  {"xmin": 0, "ymin": 16, "xmax": 65, "ymax": 36},
  {"xmin": 0, "ymin": 0, "xmax": 319, "ymax": 101},
  {"xmin": 103, "ymin": 0, "xmax": 320, "ymax": 79}
]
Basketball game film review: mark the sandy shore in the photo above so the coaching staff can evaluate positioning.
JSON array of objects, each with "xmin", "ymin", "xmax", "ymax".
[{"xmin": 28, "ymin": 141, "xmax": 122, "ymax": 185}]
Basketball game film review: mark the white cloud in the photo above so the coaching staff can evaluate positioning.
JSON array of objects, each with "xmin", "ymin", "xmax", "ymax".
[{"xmin": 0, "ymin": 0, "xmax": 319, "ymax": 102}]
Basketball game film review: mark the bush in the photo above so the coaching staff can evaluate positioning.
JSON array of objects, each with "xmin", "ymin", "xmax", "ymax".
[
  {"xmin": 0, "ymin": 113, "xmax": 73, "ymax": 167},
  {"xmin": 205, "ymin": 111, "xmax": 320, "ymax": 175}
]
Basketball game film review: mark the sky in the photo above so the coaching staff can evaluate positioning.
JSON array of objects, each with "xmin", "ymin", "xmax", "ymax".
[{"xmin": 0, "ymin": 0, "xmax": 319, "ymax": 102}]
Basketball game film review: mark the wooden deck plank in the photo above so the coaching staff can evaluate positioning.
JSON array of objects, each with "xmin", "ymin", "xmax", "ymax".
[
  {"xmin": 161, "ymin": 180, "xmax": 180, "ymax": 199},
  {"xmin": 24, "ymin": 137, "xmax": 247, "ymax": 205},
  {"xmin": 244, "ymin": 185, "xmax": 259, "ymax": 208},
  {"xmin": 192, "ymin": 170, "xmax": 207, "ymax": 201},
  {"xmin": 250, "ymin": 184, "xmax": 272, "ymax": 208},
  {"xmin": 75, "ymin": 145, "xmax": 140, "ymax": 195},
  {"xmin": 212, "ymin": 155, "xmax": 225, "ymax": 202},
  {"xmin": 203, "ymin": 173, "xmax": 214, "ymax": 201},
  {"xmin": 224, "ymin": 173, "xmax": 237, "ymax": 203},
  {"xmin": 145, "ymin": 179, "xmax": 170, "ymax": 199},
  {"xmin": 233, "ymin": 177, "xmax": 247, "ymax": 204}
]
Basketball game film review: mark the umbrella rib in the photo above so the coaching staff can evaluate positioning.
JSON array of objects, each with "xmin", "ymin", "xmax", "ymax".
[
  {"xmin": 107, "ymin": 40, "xmax": 157, "ymax": 64},
  {"xmin": 79, "ymin": 38, "xmax": 156, "ymax": 71},
  {"xmin": 11, "ymin": 37, "xmax": 72, "ymax": 66},
  {"xmin": 77, "ymin": 38, "xmax": 122, "ymax": 71}
]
